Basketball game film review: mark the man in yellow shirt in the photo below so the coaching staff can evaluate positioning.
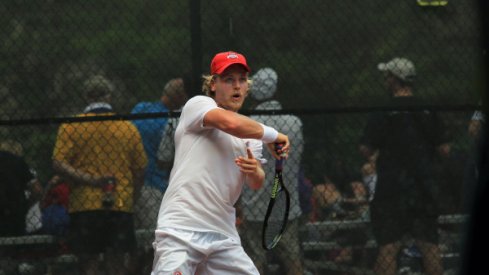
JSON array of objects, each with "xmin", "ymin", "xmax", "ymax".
[{"xmin": 52, "ymin": 75, "xmax": 147, "ymax": 275}]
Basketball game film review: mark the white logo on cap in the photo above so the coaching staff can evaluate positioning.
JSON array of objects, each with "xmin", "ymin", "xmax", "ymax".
[{"xmin": 227, "ymin": 53, "xmax": 238, "ymax": 59}]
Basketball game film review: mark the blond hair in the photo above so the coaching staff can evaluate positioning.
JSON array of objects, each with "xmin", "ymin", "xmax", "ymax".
[{"xmin": 202, "ymin": 75, "xmax": 215, "ymax": 97}]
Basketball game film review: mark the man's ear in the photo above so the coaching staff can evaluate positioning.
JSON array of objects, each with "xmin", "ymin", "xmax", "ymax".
[{"xmin": 210, "ymin": 78, "xmax": 217, "ymax": 92}]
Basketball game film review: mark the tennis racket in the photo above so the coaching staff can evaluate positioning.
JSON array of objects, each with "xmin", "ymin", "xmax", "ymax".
[{"xmin": 262, "ymin": 144, "xmax": 290, "ymax": 250}]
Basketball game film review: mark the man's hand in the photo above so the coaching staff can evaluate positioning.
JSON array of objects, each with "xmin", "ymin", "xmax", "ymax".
[
  {"xmin": 53, "ymin": 159, "xmax": 114, "ymax": 187},
  {"xmin": 235, "ymin": 147, "xmax": 264, "ymax": 190},
  {"xmin": 235, "ymin": 147, "xmax": 260, "ymax": 174},
  {"xmin": 266, "ymin": 133, "xmax": 290, "ymax": 160}
]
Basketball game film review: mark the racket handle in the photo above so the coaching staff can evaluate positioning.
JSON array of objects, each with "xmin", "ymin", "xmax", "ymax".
[{"xmin": 275, "ymin": 143, "xmax": 284, "ymax": 169}]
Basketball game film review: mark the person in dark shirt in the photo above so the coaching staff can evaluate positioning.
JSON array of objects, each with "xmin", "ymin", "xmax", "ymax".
[
  {"xmin": 359, "ymin": 58, "xmax": 450, "ymax": 275},
  {"xmin": 0, "ymin": 140, "xmax": 35, "ymax": 237}
]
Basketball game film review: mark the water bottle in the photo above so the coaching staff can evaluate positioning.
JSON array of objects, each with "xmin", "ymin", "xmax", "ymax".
[{"xmin": 101, "ymin": 178, "xmax": 116, "ymax": 209}]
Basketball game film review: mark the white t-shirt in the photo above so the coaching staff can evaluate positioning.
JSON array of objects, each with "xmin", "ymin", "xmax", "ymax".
[{"xmin": 156, "ymin": 96, "xmax": 263, "ymax": 240}]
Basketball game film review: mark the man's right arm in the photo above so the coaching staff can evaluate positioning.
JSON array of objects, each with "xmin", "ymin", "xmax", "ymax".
[
  {"xmin": 203, "ymin": 108, "xmax": 290, "ymax": 158},
  {"xmin": 52, "ymin": 159, "xmax": 109, "ymax": 187}
]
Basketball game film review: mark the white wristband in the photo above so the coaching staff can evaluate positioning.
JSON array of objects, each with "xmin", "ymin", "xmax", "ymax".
[{"xmin": 260, "ymin": 124, "xmax": 279, "ymax": 143}]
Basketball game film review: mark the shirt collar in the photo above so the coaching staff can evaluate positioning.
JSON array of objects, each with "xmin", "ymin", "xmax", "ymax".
[
  {"xmin": 254, "ymin": 100, "xmax": 282, "ymax": 110},
  {"xmin": 83, "ymin": 102, "xmax": 113, "ymax": 113}
]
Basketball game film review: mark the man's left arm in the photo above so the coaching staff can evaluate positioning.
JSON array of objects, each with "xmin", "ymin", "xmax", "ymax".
[{"xmin": 236, "ymin": 147, "xmax": 265, "ymax": 190}]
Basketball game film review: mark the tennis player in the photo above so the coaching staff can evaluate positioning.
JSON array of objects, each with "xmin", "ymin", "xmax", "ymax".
[{"xmin": 151, "ymin": 51, "xmax": 290, "ymax": 274}]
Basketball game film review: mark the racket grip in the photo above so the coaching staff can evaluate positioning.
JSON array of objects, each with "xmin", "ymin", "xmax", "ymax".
[{"xmin": 275, "ymin": 143, "xmax": 284, "ymax": 169}]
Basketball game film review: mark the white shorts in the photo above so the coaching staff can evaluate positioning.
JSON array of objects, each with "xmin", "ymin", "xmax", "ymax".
[{"xmin": 152, "ymin": 227, "xmax": 259, "ymax": 275}]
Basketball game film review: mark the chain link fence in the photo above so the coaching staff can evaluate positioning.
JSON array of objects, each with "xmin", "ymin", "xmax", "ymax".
[{"xmin": 0, "ymin": 0, "xmax": 484, "ymax": 274}]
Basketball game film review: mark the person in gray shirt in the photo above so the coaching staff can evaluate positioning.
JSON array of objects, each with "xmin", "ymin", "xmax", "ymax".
[{"xmin": 240, "ymin": 67, "xmax": 305, "ymax": 275}]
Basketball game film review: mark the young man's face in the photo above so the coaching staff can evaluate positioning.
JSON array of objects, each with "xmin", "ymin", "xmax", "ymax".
[{"xmin": 211, "ymin": 64, "xmax": 249, "ymax": 112}]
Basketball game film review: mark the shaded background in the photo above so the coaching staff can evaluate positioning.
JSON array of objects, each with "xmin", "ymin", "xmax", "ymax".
[
  {"xmin": 0, "ymin": 0, "xmax": 485, "ymax": 274},
  {"xmin": 0, "ymin": 0, "xmax": 482, "ymax": 182}
]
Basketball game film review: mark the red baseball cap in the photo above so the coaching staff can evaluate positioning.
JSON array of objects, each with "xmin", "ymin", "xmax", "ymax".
[{"xmin": 210, "ymin": 51, "xmax": 250, "ymax": 75}]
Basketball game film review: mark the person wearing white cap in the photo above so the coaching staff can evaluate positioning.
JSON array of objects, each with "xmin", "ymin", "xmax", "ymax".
[
  {"xmin": 359, "ymin": 58, "xmax": 449, "ymax": 275},
  {"xmin": 248, "ymin": 67, "xmax": 278, "ymax": 102},
  {"xmin": 377, "ymin": 57, "xmax": 416, "ymax": 83},
  {"xmin": 239, "ymin": 67, "xmax": 305, "ymax": 275},
  {"xmin": 152, "ymin": 52, "xmax": 290, "ymax": 275}
]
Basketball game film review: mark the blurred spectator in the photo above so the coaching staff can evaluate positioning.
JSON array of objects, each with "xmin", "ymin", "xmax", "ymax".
[
  {"xmin": 433, "ymin": 143, "xmax": 469, "ymax": 214},
  {"xmin": 361, "ymin": 150, "xmax": 378, "ymax": 202},
  {"xmin": 311, "ymin": 175, "xmax": 344, "ymax": 222},
  {"xmin": 312, "ymin": 160, "xmax": 369, "ymax": 222},
  {"xmin": 298, "ymin": 166, "xmax": 314, "ymax": 221},
  {"xmin": 25, "ymin": 175, "xmax": 43, "ymax": 235},
  {"xmin": 131, "ymin": 77, "xmax": 189, "ymax": 231},
  {"xmin": 41, "ymin": 175, "xmax": 70, "ymax": 209},
  {"xmin": 461, "ymin": 108, "xmax": 488, "ymax": 275},
  {"xmin": 156, "ymin": 97, "xmax": 185, "ymax": 175},
  {"xmin": 468, "ymin": 109, "xmax": 485, "ymax": 140},
  {"xmin": 359, "ymin": 57, "xmax": 449, "ymax": 275},
  {"xmin": 155, "ymin": 78, "xmax": 190, "ymax": 173},
  {"xmin": 40, "ymin": 175, "xmax": 70, "ymax": 236},
  {"xmin": 310, "ymin": 161, "xmax": 370, "ymax": 264},
  {"xmin": 464, "ymin": 109, "xmax": 485, "ymax": 212},
  {"xmin": 0, "ymin": 140, "xmax": 36, "ymax": 237},
  {"xmin": 155, "ymin": 113, "xmax": 179, "ymax": 184},
  {"xmin": 52, "ymin": 75, "xmax": 147, "ymax": 275},
  {"xmin": 240, "ymin": 67, "xmax": 305, "ymax": 275},
  {"xmin": 131, "ymin": 77, "xmax": 188, "ymax": 274}
]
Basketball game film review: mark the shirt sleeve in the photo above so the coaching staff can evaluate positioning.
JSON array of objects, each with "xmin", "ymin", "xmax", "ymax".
[
  {"xmin": 130, "ymin": 102, "xmax": 145, "ymax": 114},
  {"xmin": 181, "ymin": 96, "xmax": 220, "ymax": 131},
  {"xmin": 245, "ymin": 139, "xmax": 267, "ymax": 164}
]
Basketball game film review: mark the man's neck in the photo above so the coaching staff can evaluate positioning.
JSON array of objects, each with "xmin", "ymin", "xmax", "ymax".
[
  {"xmin": 393, "ymin": 87, "xmax": 413, "ymax": 97},
  {"xmin": 161, "ymin": 95, "xmax": 174, "ymax": 111}
]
